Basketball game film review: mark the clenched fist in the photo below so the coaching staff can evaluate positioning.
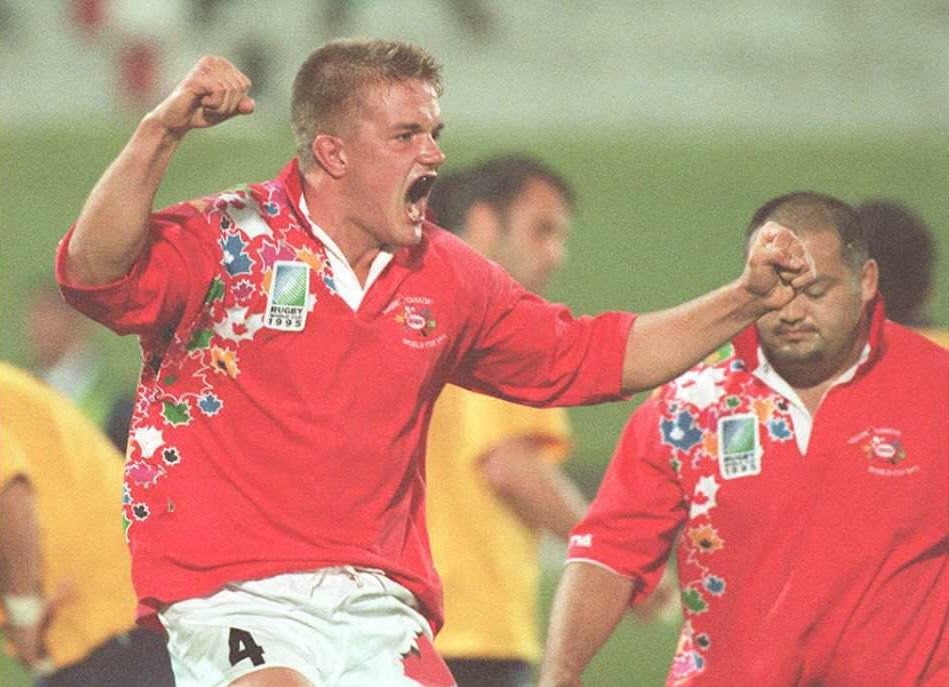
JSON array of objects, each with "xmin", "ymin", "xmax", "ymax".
[
  {"xmin": 741, "ymin": 221, "xmax": 817, "ymax": 313},
  {"xmin": 149, "ymin": 56, "xmax": 255, "ymax": 138}
]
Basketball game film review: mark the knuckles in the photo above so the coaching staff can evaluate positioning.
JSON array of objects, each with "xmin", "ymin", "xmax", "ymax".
[{"xmin": 191, "ymin": 55, "xmax": 245, "ymax": 84}]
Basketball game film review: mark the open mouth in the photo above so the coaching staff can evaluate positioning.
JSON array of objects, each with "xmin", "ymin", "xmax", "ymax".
[{"xmin": 405, "ymin": 174, "xmax": 437, "ymax": 223}]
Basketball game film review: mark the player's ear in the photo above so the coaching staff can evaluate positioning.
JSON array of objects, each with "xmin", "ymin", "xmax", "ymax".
[
  {"xmin": 464, "ymin": 202, "xmax": 503, "ymax": 254},
  {"xmin": 861, "ymin": 258, "xmax": 879, "ymax": 305},
  {"xmin": 312, "ymin": 135, "xmax": 346, "ymax": 178}
]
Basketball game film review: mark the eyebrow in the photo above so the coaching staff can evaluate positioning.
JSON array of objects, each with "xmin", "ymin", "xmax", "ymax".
[{"xmin": 393, "ymin": 122, "xmax": 445, "ymax": 137}]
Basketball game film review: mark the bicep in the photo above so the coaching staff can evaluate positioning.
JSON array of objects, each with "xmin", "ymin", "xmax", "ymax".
[{"xmin": 57, "ymin": 204, "xmax": 219, "ymax": 338}]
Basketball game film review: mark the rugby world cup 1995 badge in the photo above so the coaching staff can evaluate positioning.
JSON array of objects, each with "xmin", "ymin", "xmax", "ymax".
[
  {"xmin": 264, "ymin": 261, "xmax": 310, "ymax": 331},
  {"xmin": 717, "ymin": 414, "xmax": 762, "ymax": 480}
]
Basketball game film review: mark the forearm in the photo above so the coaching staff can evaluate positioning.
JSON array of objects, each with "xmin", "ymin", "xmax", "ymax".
[
  {"xmin": 537, "ymin": 465, "xmax": 588, "ymax": 540},
  {"xmin": 1, "ymin": 479, "xmax": 55, "ymax": 670},
  {"xmin": 481, "ymin": 441, "xmax": 586, "ymax": 538},
  {"xmin": 620, "ymin": 222, "xmax": 816, "ymax": 393},
  {"xmin": 64, "ymin": 116, "xmax": 184, "ymax": 286},
  {"xmin": 622, "ymin": 279, "xmax": 762, "ymax": 392},
  {"xmin": 0, "ymin": 479, "xmax": 42, "ymax": 596},
  {"xmin": 539, "ymin": 562, "xmax": 635, "ymax": 687}
]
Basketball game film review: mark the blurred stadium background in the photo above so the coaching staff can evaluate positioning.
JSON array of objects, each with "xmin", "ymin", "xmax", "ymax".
[{"xmin": 1, "ymin": 1, "xmax": 946, "ymax": 685}]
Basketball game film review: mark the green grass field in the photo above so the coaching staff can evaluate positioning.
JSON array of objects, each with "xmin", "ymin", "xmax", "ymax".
[{"xmin": 1, "ymin": 123, "xmax": 946, "ymax": 685}]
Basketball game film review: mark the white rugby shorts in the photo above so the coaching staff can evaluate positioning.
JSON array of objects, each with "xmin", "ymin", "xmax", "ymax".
[{"xmin": 159, "ymin": 566, "xmax": 456, "ymax": 687}]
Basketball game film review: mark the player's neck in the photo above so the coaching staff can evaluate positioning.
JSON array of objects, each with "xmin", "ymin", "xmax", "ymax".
[
  {"xmin": 302, "ymin": 174, "xmax": 383, "ymax": 286},
  {"xmin": 777, "ymin": 331, "xmax": 870, "ymax": 417}
]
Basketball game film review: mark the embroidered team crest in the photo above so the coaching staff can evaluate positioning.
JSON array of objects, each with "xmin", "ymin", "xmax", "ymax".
[
  {"xmin": 264, "ymin": 261, "xmax": 310, "ymax": 331},
  {"xmin": 849, "ymin": 427, "xmax": 916, "ymax": 476},
  {"xmin": 717, "ymin": 414, "xmax": 762, "ymax": 479},
  {"xmin": 384, "ymin": 296, "xmax": 448, "ymax": 350},
  {"xmin": 396, "ymin": 303, "xmax": 437, "ymax": 338}
]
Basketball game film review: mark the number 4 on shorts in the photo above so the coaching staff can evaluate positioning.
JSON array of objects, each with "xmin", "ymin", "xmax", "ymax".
[{"xmin": 229, "ymin": 627, "xmax": 266, "ymax": 667}]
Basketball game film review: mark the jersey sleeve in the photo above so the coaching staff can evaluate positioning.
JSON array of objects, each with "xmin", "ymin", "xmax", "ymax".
[
  {"xmin": 566, "ymin": 396, "xmax": 686, "ymax": 604},
  {"xmin": 450, "ymin": 263, "xmax": 635, "ymax": 408},
  {"xmin": 55, "ymin": 201, "xmax": 219, "ymax": 340}
]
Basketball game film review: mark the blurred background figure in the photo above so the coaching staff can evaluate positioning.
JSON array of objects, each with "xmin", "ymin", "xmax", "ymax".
[
  {"xmin": 425, "ymin": 155, "xmax": 584, "ymax": 687},
  {"xmin": 0, "ymin": 362, "xmax": 173, "ymax": 686},
  {"xmin": 24, "ymin": 282, "xmax": 134, "ymax": 451},
  {"xmin": 315, "ymin": 0, "xmax": 497, "ymax": 44},
  {"xmin": 858, "ymin": 199, "xmax": 948, "ymax": 347}
]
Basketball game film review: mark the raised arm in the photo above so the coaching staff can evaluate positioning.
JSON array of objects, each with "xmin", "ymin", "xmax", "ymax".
[
  {"xmin": 538, "ymin": 562, "xmax": 636, "ymax": 687},
  {"xmin": 63, "ymin": 56, "xmax": 254, "ymax": 286},
  {"xmin": 621, "ymin": 222, "xmax": 815, "ymax": 392}
]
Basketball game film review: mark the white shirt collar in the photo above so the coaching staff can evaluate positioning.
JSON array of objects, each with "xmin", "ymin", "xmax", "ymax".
[{"xmin": 752, "ymin": 343, "xmax": 871, "ymax": 454}]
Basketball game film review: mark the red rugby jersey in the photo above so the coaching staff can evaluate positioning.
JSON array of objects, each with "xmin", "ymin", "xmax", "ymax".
[
  {"xmin": 56, "ymin": 160, "xmax": 634, "ymax": 632},
  {"xmin": 568, "ymin": 302, "xmax": 949, "ymax": 686}
]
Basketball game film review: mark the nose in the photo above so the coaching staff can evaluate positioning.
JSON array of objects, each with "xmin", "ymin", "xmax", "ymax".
[
  {"xmin": 778, "ymin": 293, "xmax": 806, "ymax": 323},
  {"xmin": 419, "ymin": 135, "xmax": 445, "ymax": 167}
]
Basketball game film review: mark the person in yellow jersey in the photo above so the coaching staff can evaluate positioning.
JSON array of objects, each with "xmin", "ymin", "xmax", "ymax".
[
  {"xmin": 858, "ymin": 199, "xmax": 949, "ymax": 347},
  {"xmin": 23, "ymin": 281, "xmax": 135, "ymax": 451},
  {"xmin": 0, "ymin": 362, "xmax": 173, "ymax": 686},
  {"xmin": 425, "ymin": 156, "xmax": 587, "ymax": 687}
]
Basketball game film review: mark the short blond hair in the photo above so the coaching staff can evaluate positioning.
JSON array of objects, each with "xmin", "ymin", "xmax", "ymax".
[{"xmin": 291, "ymin": 39, "xmax": 443, "ymax": 169}]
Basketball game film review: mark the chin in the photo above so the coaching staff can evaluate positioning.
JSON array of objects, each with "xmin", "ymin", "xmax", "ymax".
[
  {"xmin": 409, "ymin": 221, "xmax": 425, "ymax": 243},
  {"xmin": 405, "ymin": 223, "xmax": 424, "ymax": 244},
  {"xmin": 771, "ymin": 346, "xmax": 823, "ymax": 366},
  {"xmin": 389, "ymin": 224, "xmax": 423, "ymax": 248}
]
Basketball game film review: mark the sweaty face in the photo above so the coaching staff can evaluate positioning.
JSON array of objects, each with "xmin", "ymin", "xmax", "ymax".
[
  {"xmin": 492, "ymin": 178, "xmax": 571, "ymax": 295},
  {"xmin": 341, "ymin": 79, "xmax": 445, "ymax": 248},
  {"xmin": 756, "ymin": 228, "xmax": 876, "ymax": 385}
]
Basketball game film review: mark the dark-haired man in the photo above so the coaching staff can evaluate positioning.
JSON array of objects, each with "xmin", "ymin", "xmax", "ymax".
[
  {"xmin": 57, "ymin": 40, "xmax": 813, "ymax": 687},
  {"xmin": 539, "ymin": 192, "xmax": 949, "ymax": 687},
  {"xmin": 426, "ymin": 155, "xmax": 581, "ymax": 687},
  {"xmin": 858, "ymin": 199, "xmax": 948, "ymax": 347}
]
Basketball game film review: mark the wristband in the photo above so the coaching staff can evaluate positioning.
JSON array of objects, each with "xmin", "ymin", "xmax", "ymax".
[
  {"xmin": 3, "ymin": 593, "xmax": 44, "ymax": 627},
  {"xmin": 32, "ymin": 657, "xmax": 57, "ymax": 677}
]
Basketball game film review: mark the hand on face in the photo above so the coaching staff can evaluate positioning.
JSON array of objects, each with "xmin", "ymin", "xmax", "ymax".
[
  {"xmin": 741, "ymin": 222, "xmax": 817, "ymax": 313},
  {"xmin": 755, "ymin": 227, "xmax": 875, "ymax": 385},
  {"xmin": 149, "ymin": 56, "xmax": 255, "ymax": 138}
]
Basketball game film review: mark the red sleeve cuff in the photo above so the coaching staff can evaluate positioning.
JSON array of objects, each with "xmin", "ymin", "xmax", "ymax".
[
  {"xmin": 55, "ymin": 224, "xmax": 137, "ymax": 297},
  {"xmin": 608, "ymin": 311, "xmax": 637, "ymax": 400}
]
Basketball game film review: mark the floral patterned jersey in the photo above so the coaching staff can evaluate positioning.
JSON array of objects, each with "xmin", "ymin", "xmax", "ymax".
[
  {"xmin": 568, "ymin": 302, "xmax": 949, "ymax": 686},
  {"xmin": 56, "ymin": 159, "xmax": 634, "ymax": 633}
]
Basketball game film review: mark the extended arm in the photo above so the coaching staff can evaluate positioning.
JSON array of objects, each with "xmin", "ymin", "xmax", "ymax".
[
  {"xmin": 621, "ymin": 222, "xmax": 815, "ymax": 392},
  {"xmin": 538, "ymin": 562, "xmax": 636, "ymax": 687},
  {"xmin": 480, "ymin": 438, "xmax": 586, "ymax": 539},
  {"xmin": 63, "ymin": 56, "xmax": 254, "ymax": 287}
]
